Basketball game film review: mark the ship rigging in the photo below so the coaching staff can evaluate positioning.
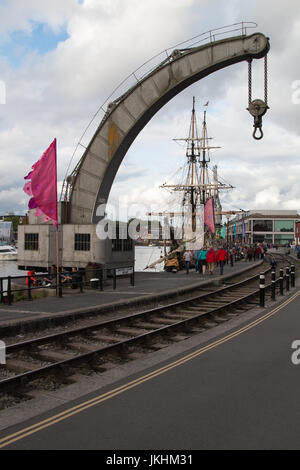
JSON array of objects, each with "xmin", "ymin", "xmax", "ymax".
[{"xmin": 148, "ymin": 97, "xmax": 234, "ymax": 233}]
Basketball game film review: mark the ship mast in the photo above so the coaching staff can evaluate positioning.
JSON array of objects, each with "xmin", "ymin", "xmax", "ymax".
[
  {"xmin": 190, "ymin": 96, "xmax": 196, "ymax": 230},
  {"xmin": 200, "ymin": 109, "xmax": 208, "ymax": 205},
  {"xmin": 149, "ymin": 98, "xmax": 235, "ymax": 237},
  {"xmin": 160, "ymin": 98, "xmax": 232, "ymax": 202}
]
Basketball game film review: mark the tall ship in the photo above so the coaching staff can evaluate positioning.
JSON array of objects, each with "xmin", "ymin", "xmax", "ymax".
[{"xmin": 146, "ymin": 97, "xmax": 234, "ymax": 271}]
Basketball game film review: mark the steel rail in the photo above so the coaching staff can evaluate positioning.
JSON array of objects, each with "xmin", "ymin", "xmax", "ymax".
[
  {"xmin": 0, "ymin": 260, "xmax": 293, "ymax": 394},
  {"xmin": 5, "ymin": 263, "xmax": 270, "ymax": 354},
  {"xmin": 0, "ymin": 273, "xmax": 290, "ymax": 394}
]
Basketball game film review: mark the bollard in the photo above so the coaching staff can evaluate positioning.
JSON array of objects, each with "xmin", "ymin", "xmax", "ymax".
[
  {"xmin": 99, "ymin": 269, "xmax": 103, "ymax": 291},
  {"xmin": 279, "ymin": 268, "xmax": 284, "ymax": 295},
  {"xmin": 259, "ymin": 273, "xmax": 265, "ymax": 307},
  {"xmin": 0, "ymin": 278, "xmax": 3, "ymax": 304},
  {"xmin": 27, "ymin": 275, "xmax": 32, "ymax": 301},
  {"xmin": 291, "ymin": 264, "xmax": 295, "ymax": 288},
  {"xmin": 7, "ymin": 276, "xmax": 12, "ymax": 305},
  {"xmin": 130, "ymin": 271, "xmax": 135, "ymax": 287},
  {"xmin": 113, "ymin": 269, "xmax": 117, "ymax": 290},
  {"xmin": 271, "ymin": 270, "xmax": 276, "ymax": 301},
  {"xmin": 286, "ymin": 266, "xmax": 290, "ymax": 292}
]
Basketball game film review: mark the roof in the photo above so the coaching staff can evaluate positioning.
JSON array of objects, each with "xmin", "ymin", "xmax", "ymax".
[{"xmin": 228, "ymin": 213, "xmax": 300, "ymax": 225}]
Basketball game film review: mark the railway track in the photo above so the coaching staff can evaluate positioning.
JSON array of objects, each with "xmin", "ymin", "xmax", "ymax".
[{"xmin": 0, "ymin": 253, "xmax": 297, "ymax": 408}]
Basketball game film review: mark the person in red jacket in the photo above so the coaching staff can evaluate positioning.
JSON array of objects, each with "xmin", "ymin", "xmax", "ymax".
[
  {"xmin": 217, "ymin": 247, "xmax": 229, "ymax": 275},
  {"xmin": 206, "ymin": 247, "xmax": 217, "ymax": 275},
  {"xmin": 26, "ymin": 270, "xmax": 37, "ymax": 286},
  {"xmin": 255, "ymin": 244, "xmax": 262, "ymax": 260}
]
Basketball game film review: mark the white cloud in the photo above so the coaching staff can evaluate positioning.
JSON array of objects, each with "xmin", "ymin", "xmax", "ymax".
[
  {"xmin": 0, "ymin": 0, "xmax": 78, "ymax": 38},
  {"xmin": 0, "ymin": 0, "xmax": 300, "ymax": 218}
]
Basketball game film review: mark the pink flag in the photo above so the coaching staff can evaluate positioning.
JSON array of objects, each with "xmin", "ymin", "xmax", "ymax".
[
  {"xmin": 23, "ymin": 139, "xmax": 58, "ymax": 226},
  {"xmin": 204, "ymin": 196, "xmax": 215, "ymax": 233}
]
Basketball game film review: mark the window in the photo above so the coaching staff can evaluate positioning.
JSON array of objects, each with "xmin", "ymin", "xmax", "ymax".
[
  {"xmin": 274, "ymin": 220, "xmax": 294, "ymax": 232},
  {"xmin": 25, "ymin": 233, "xmax": 39, "ymax": 250},
  {"xmin": 274, "ymin": 234, "xmax": 294, "ymax": 245},
  {"xmin": 112, "ymin": 223, "xmax": 133, "ymax": 252},
  {"xmin": 253, "ymin": 234, "xmax": 272, "ymax": 244},
  {"xmin": 253, "ymin": 220, "xmax": 273, "ymax": 232},
  {"xmin": 74, "ymin": 233, "xmax": 90, "ymax": 251}
]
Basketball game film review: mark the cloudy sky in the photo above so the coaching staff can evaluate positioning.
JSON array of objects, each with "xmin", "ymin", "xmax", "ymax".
[{"xmin": 0, "ymin": 0, "xmax": 300, "ymax": 218}]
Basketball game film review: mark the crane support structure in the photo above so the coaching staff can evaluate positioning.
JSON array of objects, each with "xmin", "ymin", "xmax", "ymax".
[{"xmin": 67, "ymin": 31, "xmax": 269, "ymax": 224}]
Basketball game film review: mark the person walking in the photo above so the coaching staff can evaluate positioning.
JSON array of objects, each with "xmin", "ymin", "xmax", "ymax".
[
  {"xmin": 247, "ymin": 245, "xmax": 254, "ymax": 262},
  {"xmin": 206, "ymin": 247, "xmax": 217, "ymax": 275},
  {"xmin": 197, "ymin": 246, "xmax": 208, "ymax": 275},
  {"xmin": 217, "ymin": 246, "xmax": 229, "ymax": 275},
  {"xmin": 183, "ymin": 250, "xmax": 192, "ymax": 274},
  {"xmin": 256, "ymin": 244, "xmax": 262, "ymax": 261}
]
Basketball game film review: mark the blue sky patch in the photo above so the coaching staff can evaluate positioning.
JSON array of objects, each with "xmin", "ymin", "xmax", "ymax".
[{"xmin": 0, "ymin": 22, "xmax": 69, "ymax": 67}]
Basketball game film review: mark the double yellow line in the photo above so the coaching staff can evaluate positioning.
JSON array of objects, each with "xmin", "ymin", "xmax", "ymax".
[{"xmin": 1, "ymin": 289, "xmax": 299, "ymax": 449}]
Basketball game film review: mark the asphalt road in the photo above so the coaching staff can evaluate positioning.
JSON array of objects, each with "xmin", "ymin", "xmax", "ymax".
[{"xmin": 1, "ymin": 289, "xmax": 300, "ymax": 450}]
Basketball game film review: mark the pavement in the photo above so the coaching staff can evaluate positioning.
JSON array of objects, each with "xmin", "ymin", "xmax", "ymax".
[
  {"xmin": 0, "ymin": 259, "xmax": 263, "ymax": 333},
  {"xmin": 1, "ymin": 280, "xmax": 300, "ymax": 449}
]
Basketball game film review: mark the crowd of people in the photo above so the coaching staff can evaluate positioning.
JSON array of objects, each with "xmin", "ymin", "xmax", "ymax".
[{"xmin": 183, "ymin": 242, "xmax": 267, "ymax": 276}]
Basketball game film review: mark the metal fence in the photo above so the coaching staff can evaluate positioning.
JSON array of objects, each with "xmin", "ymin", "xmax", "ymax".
[{"xmin": 0, "ymin": 266, "xmax": 135, "ymax": 305}]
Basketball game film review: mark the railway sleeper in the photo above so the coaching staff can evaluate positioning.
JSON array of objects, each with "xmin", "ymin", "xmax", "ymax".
[
  {"xmin": 65, "ymin": 341, "xmax": 100, "ymax": 354},
  {"xmin": 92, "ymin": 333, "xmax": 127, "ymax": 344},
  {"xmin": 135, "ymin": 321, "xmax": 158, "ymax": 330},
  {"xmin": 5, "ymin": 359, "xmax": 38, "ymax": 374},
  {"xmin": 116, "ymin": 327, "xmax": 150, "ymax": 336},
  {"xmin": 149, "ymin": 317, "xmax": 178, "ymax": 326},
  {"xmin": 163, "ymin": 313, "xmax": 192, "ymax": 320},
  {"xmin": 196, "ymin": 301, "xmax": 232, "ymax": 307},
  {"xmin": 178, "ymin": 308, "xmax": 212, "ymax": 315},
  {"xmin": 35, "ymin": 349, "xmax": 75, "ymax": 363}
]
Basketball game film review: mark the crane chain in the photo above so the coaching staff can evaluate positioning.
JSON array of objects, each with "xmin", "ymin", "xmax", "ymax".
[
  {"xmin": 264, "ymin": 54, "xmax": 268, "ymax": 106},
  {"xmin": 247, "ymin": 54, "xmax": 269, "ymax": 140}
]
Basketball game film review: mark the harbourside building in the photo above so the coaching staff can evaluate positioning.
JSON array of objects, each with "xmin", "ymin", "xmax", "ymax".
[
  {"xmin": 227, "ymin": 210, "xmax": 300, "ymax": 246},
  {"xmin": 17, "ymin": 205, "xmax": 134, "ymax": 271}
]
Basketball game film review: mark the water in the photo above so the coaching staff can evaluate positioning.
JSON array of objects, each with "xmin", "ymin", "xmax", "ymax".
[{"xmin": 0, "ymin": 246, "xmax": 166, "ymax": 279}]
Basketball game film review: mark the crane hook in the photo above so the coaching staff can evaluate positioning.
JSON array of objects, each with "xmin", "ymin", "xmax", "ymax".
[{"xmin": 253, "ymin": 126, "xmax": 263, "ymax": 140}]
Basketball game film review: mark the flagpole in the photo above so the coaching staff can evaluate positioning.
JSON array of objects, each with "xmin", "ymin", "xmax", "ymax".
[
  {"xmin": 56, "ymin": 227, "xmax": 60, "ymax": 296},
  {"xmin": 54, "ymin": 139, "xmax": 60, "ymax": 297}
]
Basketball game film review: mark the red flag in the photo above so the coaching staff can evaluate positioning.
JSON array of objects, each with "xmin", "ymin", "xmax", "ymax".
[
  {"xmin": 204, "ymin": 196, "xmax": 215, "ymax": 233},
  {"xmin": 23, "ymin": 139, "xmax": 58, "ymax": 226}
]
